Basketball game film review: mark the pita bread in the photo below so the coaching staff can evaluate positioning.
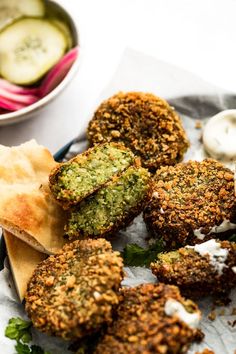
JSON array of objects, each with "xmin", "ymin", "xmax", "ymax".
[
  {"xmin": 4, "ymin": 230, "xmax": 46, "ymax": 301},
  {"xmin": 0, "ymin": 140, "xmax": 67, "ymax": 254}
]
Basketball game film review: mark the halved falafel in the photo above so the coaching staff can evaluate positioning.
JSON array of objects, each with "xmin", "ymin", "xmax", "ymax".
[
  {"xmin": 143, "ymin": 159, "xmax": 236, "ymax": 249},
  {"xmin": 87, "ymin": 92, "xmax": 189, "ymax": 172},
  {"xmin": 49, "ymin": 143, "xmax": 135, "ymax": 209},
  {"xmin": 25, "ymin": 238, "xmax": 123, "ymax": 340},
  {"xmin": 66, "ymin": 163, "xmax": 152, "ymax": 240},
  {"xmin": 151, "ymin": 239, "xmax": 236, "ymax": 299},
  {"xmin": 94, "ymin": 283, "xmax": 202, "ymax": 354}
]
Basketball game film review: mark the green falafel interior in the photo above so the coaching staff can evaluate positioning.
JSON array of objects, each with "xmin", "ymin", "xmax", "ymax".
[
  {"xmin": 155, "ymin": 250, "xmax": 183, "ymax": 264},
  {"xmin": 49, "ymin": 142, "xmax": 135, "ymax": 208},
  {"xmin": 66, "ymin": 165, "xmax": 151, "ymax": 239}
]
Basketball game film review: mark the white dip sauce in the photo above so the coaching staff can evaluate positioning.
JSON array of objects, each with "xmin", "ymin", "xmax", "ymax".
[
  {"xmin": 232, "ymin": 266, "xmax": 236, "ymax": 274},
  {"xmin": 164, "ymin": 299, "xmax": 200, "ymax": 328},
  {"xmin": 193, "ymin": 228, "xmax": 206, "ymax": 240},
  {"xmin": 203, "ymin": 109, "xmax": 236, "ymax": 161},
  {"xmin": 187, "ymin": 239, "xmax": 228, "ymax": 275},
  {"xmin": 193, "ymin": 219, "xmax": 236, "ymax": 240}
]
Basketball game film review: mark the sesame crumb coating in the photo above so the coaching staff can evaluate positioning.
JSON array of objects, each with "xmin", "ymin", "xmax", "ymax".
[
  {"xmin": 151, "ymin": 240, "xmax": 236, "ymax": 299},
  {"xmin": 94, "ymin": 283, "xmax": 202, "ymax": 354},
  {"xmin": 87, "ymin": 92, "xmax": 189, "ymax": 172},
  {"xmin": 143, "ymin": 159, "xmax": 236, "ymax": 249},
  {"xmin": 25, "ymin": 239, "xmax": 123, "ymax": 340}
]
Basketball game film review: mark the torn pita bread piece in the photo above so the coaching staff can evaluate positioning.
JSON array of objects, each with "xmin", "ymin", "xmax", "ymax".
[
  {"xmin": 4, "ymin": 230, "xmax": 46, "ymax": 302},
  {"xmin": 0, "ymin": 140, "xmax": 67, "ymax": 254}
]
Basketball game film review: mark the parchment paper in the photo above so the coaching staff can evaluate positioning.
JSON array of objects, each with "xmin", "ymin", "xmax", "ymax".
[{"xmin": 1, "ymin": 48, "xmax": 236, "ymax": 354}]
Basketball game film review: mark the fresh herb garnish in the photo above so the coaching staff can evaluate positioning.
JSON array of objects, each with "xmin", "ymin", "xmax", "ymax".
[
  {"xmin": 14, "ymin": 343, "xmax": 50, "ymax": 354},
  {"xmin": 15, "ymin": 342, "xmax": 31, "ymax": 354},
  {"xmin": 30, "ymin": 345, "xmax": 50, "ymax": 354},
  {"xmin": 5, "ymin": 318, "xmax": 32, "ymax": 343},
  {"xmin": 5, "ymin": 317, "xmax": 50, "ymax": 354},
  {"xmin": 122, "ymin": 240, "xmax": 164, "ymax": 267}
]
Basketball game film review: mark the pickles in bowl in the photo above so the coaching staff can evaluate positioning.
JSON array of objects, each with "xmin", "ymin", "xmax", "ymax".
[{"xmin": 0, "ymin": 0, "xmax": 80, "ymax": 125}]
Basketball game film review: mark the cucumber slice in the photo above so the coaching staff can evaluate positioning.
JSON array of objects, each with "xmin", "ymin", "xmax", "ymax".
[
  {"xmin": 50, "ymin": 18, "xmax": 73, "ymax": 50},
  {"xmin": 0, "ymin": 0, "xmax": 45, "ymax": 31},
  {"xmin": 0, "ymin": 18, "xmax": 67, "ymax": 85}
]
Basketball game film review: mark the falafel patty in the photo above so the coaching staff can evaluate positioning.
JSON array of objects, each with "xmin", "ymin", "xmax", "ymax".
[
  {"xmin": 87, "ymin": 92, "xmax": 189, "ymax": 172},
  {"xmin": 49, "ymin": 143, "xmax": 135, "ymax": 209},
  {"xmin": 94, "ymin": 283, "xmax": 201, "ymax": 354},
  {"xmin": 25, "ymin": 239, "xmax": 123, "ymax": 340},
  {"xmin": 151, "ymin": 239, "xmax": 236, "ymax": 299},
  {"xmin": 66, "ymin": 164, "xmax": 151, "ymax": 240},
  {"xmin": 143, "ymin": 159, "xmax": 236, "ymax": 249}
]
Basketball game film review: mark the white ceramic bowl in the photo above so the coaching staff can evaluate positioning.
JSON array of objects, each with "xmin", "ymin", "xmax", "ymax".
[{"xmin": 0, "ymin": 0, "xmax": 80, "ymax": 126}]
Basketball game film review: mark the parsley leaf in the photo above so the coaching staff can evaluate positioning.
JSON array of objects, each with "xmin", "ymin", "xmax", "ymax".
[
  {"xmin": 15, "ymin": 343, "xmax": 50, "ymax": 354},
  {"xmin": 15, "ymin": 342, "xmax": 31, "ymax": 354},
  {"xmin": 5, "ymin": 318, "xmax": 32, "ymax": 343},
  {"xmin": 122, "ymin": 240, "xmax": 164, "ymax": 267},
  {"xmin": 5, "ymin": 317, "xmax": 50, "ymax": 354}
]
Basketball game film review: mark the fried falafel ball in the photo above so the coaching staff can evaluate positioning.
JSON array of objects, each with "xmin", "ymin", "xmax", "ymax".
[
  {"xmin": 25, "ymin": 239, "xmax": 123, "ymax": 340},
  {"xmin": 49, "ymin": 143, "xmax": 135, "ymax": 209},
  {"xmin": 94, "ymin": 283, "xmax": 202, "ymax": 354},
  {"xmin": 143, "ymin": 159, "xmax": 236, "ymax": 249},
  {"xmin": 87, "ymin": 92, "xmax": 189, "ymax": 172},
  {"xmin": 151, "ymin": 239, "xmax": 236, "ymax": 299},
  {"xmin": 66, "ymin": 163, "xmax": 152, "ymax": 240}
]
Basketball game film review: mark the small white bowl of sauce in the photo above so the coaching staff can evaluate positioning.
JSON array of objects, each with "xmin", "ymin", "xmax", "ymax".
[{"xmin": 203, "ymin": 109, "xmax": 236, "ymax": 162}]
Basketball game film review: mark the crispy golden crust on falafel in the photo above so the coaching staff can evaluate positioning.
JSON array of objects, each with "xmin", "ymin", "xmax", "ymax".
[
  {"xmin": 143, "ymin": 159, "xmax": 236, "ymax": 249},
  {"xmin": 49, "ymin": 143, "xmax": 135, "ymax": 209},
  {"xmin": 25, "ymin": 239, "xmax": 123, "ymax": 340},
  {"xmin": 87, "ymin": 92, "xmax": 189, "ymax": 172},
  {"xmin": 151, "ymin": 240, "xmax": 236, "ymax": 299},
  {"xmin": 66, "ymin": 164, "xmax": 152, "ymax": 240},
  {"xmin": 94, "ymin": 283, "xmax": 201, "ymax": 354}
]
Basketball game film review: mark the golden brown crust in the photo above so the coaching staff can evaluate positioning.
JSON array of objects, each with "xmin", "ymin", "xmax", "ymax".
[
  {"xmin": 143, "ymin": 159, "xmax": 236, "ymax": 249},
  {"xmin": 151, "ymin": 241, "xmax": 236, "ymax": 299},
  {"xmin": 95, "ymin": 283, "xmax": 201, "ymax": 354},
  {"xmin": 87, "ymin": 92, "xmax": 189, "ymax": 172},
  {"xmin": 25, "ymin": 239, "xmax": 123, "ymax": 340}
]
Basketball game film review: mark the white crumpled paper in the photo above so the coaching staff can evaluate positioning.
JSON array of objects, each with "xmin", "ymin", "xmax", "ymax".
[{"xmin": 1, "ymin": 48, "xmax": 236, "ymax": 354}]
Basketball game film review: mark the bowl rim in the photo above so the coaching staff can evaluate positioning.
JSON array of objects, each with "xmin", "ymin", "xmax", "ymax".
[{"xmin": 0, "ymin": 0, "xmax": 80, "ymax": 123}]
